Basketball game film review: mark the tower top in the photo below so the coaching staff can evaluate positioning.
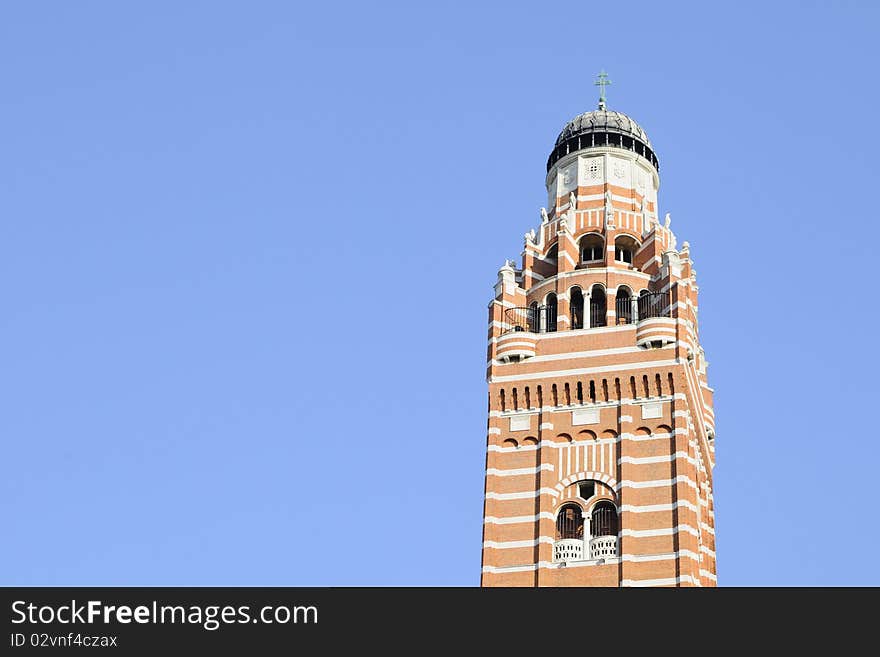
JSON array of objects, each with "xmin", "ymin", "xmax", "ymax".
[
  {"xmin": 595, "ymin": 70, "xmax": 612, "ymax": 110},
  {"xmin": 547, "ymin": 106, "xmax": 658, "ymax": 172}
]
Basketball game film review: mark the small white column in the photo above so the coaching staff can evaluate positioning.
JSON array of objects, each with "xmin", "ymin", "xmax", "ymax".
[
  {"xmin": 585, "ymin": 291, "xmax": 592, "ymax": 328},
  {"xmin": 582, "ymin": 512, "xmax": 592, "ymax": 558}
]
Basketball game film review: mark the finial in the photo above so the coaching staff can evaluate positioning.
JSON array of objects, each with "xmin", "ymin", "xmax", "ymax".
[{"xmin": 595, "ymin": 70, "xmax": 612, "ymax": 110}]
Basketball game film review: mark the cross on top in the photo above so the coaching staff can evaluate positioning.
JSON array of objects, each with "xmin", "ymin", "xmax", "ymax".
[{"xmin": 595, "ymin": 70, "xmax": 612, "ymax": 110}]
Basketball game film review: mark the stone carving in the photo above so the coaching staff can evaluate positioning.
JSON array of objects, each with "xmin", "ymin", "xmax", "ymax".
[
  {"xmin": 540, "ymin": 207, "xmax": 549, "ymax": 223},
  {"xmin": 664, "ymin": 212, "xmax": 672, "ymax": 229},
  {"xmin": 604, "ymin": 189, "xmax": 615, "ymax": 227}
]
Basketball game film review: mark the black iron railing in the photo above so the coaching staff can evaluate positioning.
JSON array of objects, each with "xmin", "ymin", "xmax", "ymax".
[
  {"xmin": 637, "ymin": 291, "xmax": 670, "ymax": 320},
  {"xmin": 503, "ymin": 291, "xmax": 669, "ymax": 335},
  {"xmin": 591, "ymin": 503, "xmax": 618, "ymax": 537},
  {"xmin": 504, "ymin": 306, "xmax": 539, "ymax": 333},
  {"xmin": 556, "ymin": 504, "xmax": 584, "ymax": 540},
  {"xmin": 615, "ymin": 295, "xmax": 634, "ymax": 324}
]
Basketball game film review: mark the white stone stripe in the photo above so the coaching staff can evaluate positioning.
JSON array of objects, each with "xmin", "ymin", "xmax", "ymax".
[
  {"xmin": 491, "ymin": 344, "xmax": 654, "ymax": 362},
  {"xmin": 528, "ymin": 268, "xmax": 652, "ymax": 295},
  {"xmin": 617, "ymin": 475, "xmax": 698, "ymax": 491},
  {"xmin": 496, "ymin": 341, "xmax": 539, "ymax": 350},
  {"xmin": 482, "ymin": 563, "xmax": 538, "ymax": 574},
  {"xmin": 488, "ymin": 427, "xmax": 501, "ymax": 435},
  {"xmin": 700, "ymin": 545, "xmax": 716, "ymax": 558},
  {"xmin": 483, "ymin": 512, "xmax": 554, "ymax": 525},
  {"xmin": 701, "ymin": 523, "xmax": 715, "ymax": 535},
  {"xmin": 618, "ymin": 451, "xmax": 696, "ymax": 466},
  {"xmin": 489, "ymin": 358, "xmax": 680, "ymax": 383},
  {"xmin": 486, "ymin": 480, "xmax": 696, "ymax": 503},
  {"xmin": 488, "ymin": 433, "xmax": 685, "ymax": 453},
  {"xmin": 621, "ymin": 575, "xmax": 698, "ymax": 587},
  {"xmin": 621, "ymin": 429, "xmax": 686, "ymax": 442},
  {"xmin": 485, "ymin": 488, "xmax": 558, "ymax": 500},
  {"xmin": 621, "ymin": 549, "xmax": 701, "ymax": 563},
  {"xmin": 620, "ymin": 524, "xmax": 700, "ymax": 538},
  {"xmin": 482, "ymin": 551, "xmax": 706, "ymax": 574},
  {"xmin": 487, "ymin": 444, "xmax": 539, "ymax": 453},
  {"xmin": 486, "ymin": 464, "xmax": 554, "ymax": 476},
  {"xmin": 700, "ymin": 569, "xmax": 717, "ymax": 582},
  {"xmin": 619, "ymin": 500, "xmax": 699, "ymax": 514},
  {"xmin": 483, "ymin": 536, "xmax": 554, "ymax": 549}
]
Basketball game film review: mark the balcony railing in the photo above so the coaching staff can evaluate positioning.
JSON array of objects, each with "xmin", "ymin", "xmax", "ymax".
[
  {"xmin": 637, "ymin": 291, "xmax": 669, "ymax": 320},
  {"xmin": 615, "ymin": 296, "xmax": 634, "ymax": 324},
  {"xmin": 504, "ymin": 306, "xmax": 540, "ymax": 333},
  {"xmin": 589, "ymin": 536, "xmax": 618, "ymax": 560},
  {"xmin": 502, "ymin": 291, "xmax": 669, "ymax": 335},
  {"xmin": 553, "ymin": 539, "xmax": 584, "ymax": 563}
]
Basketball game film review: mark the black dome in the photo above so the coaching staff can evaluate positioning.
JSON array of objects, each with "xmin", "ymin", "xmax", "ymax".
[{"xmin": 547, "ymin": 108, "xmax": 659, "ymax": 172}]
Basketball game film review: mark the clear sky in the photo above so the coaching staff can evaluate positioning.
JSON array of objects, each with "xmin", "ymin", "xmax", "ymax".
[{"xmin": 1, "ymin": 2, "xmax": 878, "ymax": 586}]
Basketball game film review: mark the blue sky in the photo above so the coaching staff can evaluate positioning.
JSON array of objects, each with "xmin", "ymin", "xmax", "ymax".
[{"xmin": 1, "ymin": 2, "xmax": 877, "ymax": 586}]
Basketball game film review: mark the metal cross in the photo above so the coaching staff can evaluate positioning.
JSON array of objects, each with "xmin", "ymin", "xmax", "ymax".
[{"xmin": 595, "ymin": 70, "xmax": 612, "ymax": 110}]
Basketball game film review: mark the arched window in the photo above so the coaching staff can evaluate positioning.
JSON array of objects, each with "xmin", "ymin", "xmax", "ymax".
[
  {"xmin": 614, "ymin": 235, "xmax": 639, "ymax": 264},
  {"xmin": 528, "ymin": 301, "xmax": 539, "ymax": 333},
  {"xmin": 589, "ymin": 285, "xmax": 606, "ymax": 328},
  {"xmin": 615, "ymin": 286, "xmax": 633, "ymax": 324},
  {"xmin": 591, "ymin": 501, "xmax": 619, "ymax": 537},
  {"xmin": 546, "ymin": 293, "xmax": 558, "ymax": 332},
  {"xmin": 579, "ymin": 233, "xmax": 604, "ymax": 263},
  {"xmin": 570, "ymin": 287, "xmax": 584, "ymax": 329},
  {"xmin": 556, "ymin": 504, "xmax": 584, "ymax": 540}
]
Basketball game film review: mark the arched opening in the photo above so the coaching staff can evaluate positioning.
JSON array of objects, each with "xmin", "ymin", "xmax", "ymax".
[
  {"xmin": 570, "ymin": 287, "xmax": 584, "ymax": 330},
  {"xmin": 579, "ymin": 233, "xmax": 604, "ymax": 263},
  {"xmin": 589, "ymin": 285, "xmax": 606, "ymax": 328},
  {"xmin": 556, "ymin": 504, "xmax": 584, "ymax": 540},
  {"xmin": 614, "ymin": 235, "xmax": 639, "ymax": 265},
  {"xmin": 528, "ymin": 301, "xmax": 539, "ymax": 333},
  {"xmin": 546, "ymin": 242, "xmax": 559, "ymax": 266},
  {"xmin": 553, "ymin": 503, "xmax": 586, "ymax": 563},
  {"xmin": 578, "ymin": 481, "xmax": 596, "ymax": 500},
  {"xmin": 615, "ymin": 286, "xmax": 633, "ymax": 324},
  {"xmin": 591, "ymin": 501, "xmax": 618, "ymax": 538},
  {"xmin": 546, "ymin": 293, "xmax": 558, "ymax": 332}
]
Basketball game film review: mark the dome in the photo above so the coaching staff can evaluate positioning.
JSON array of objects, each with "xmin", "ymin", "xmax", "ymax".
[{"xmin": 547, "ymin": 108, "xmax": 659, "ymax": 172}]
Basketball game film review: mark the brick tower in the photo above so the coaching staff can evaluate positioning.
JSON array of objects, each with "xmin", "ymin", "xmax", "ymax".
[{"xmin": 480, "ymin": 85, "xmax": 717, "ymax": 587}]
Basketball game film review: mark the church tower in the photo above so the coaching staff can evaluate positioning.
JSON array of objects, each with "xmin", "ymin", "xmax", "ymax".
[{"xmin": 480, "ymin": 79, "xmax": 717, "ymax": 587}]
